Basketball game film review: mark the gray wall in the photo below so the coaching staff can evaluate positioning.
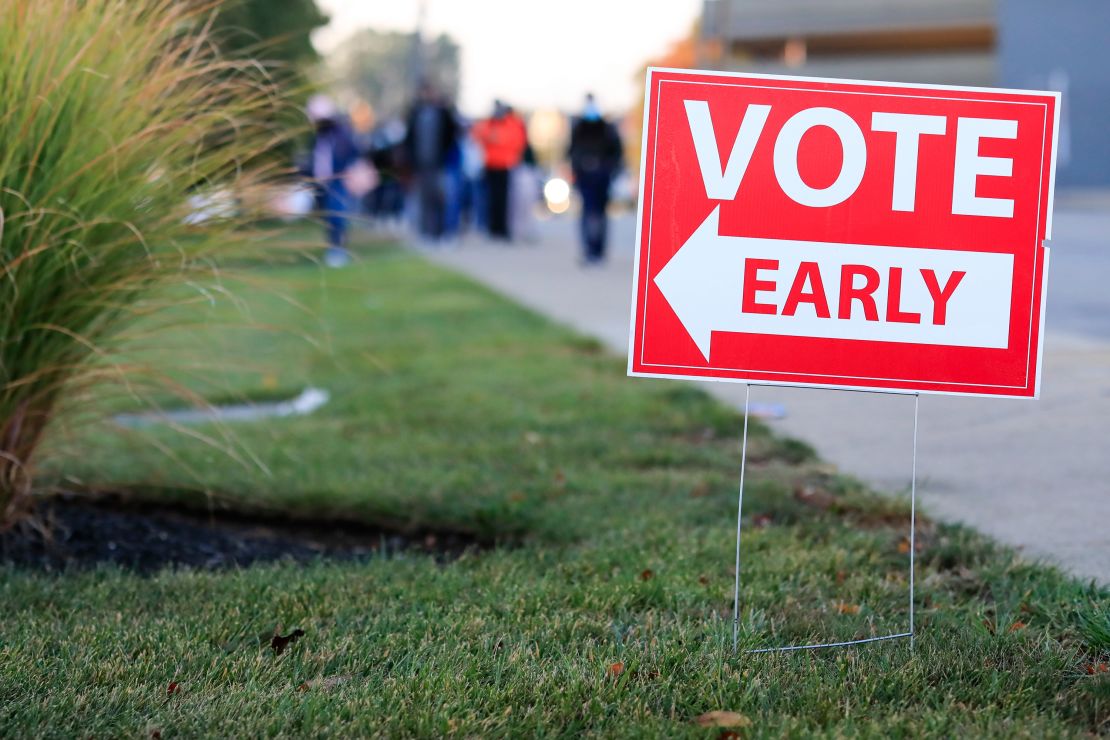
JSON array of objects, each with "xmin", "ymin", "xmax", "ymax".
[
  {"xmin": 703, "ymin": 0, "xmax": 993, "ymax": 40},
  {"xmin": 999, "ymin": 0, "xmax": 1110, "ymax": 188}
]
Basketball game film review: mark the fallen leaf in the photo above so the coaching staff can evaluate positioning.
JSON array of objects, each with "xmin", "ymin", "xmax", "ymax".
[
  {"xmin": 271, "ymin": 628, "xmax": 305, "ymax": 655},
  {"xmin": 1085, "ymin": 662, "xmax": 1108, "ymax": 675},
  {"xmin": 607, "ymin": 662, "xmax": 624, "ymax": 678},
  {"xmin": 698, "ymin": 575, "xmax": 710, "ymax": 585},
  {"xmin": 150, "ymin": 731, "xmax": 162, "ymax": 740},
  {"xmin": 835, "ymin": 602, "xmax": 861, "ymax": 615},
  {"xmin": 719, "ymin": 732, "xmax": 742, "ymax": 740},
  {"xmin": 897, "ymin": 539, "xmax": 911, "ymax": 554},
  {"xmin": 794, "ymin": 484, "xmax": 835, "ymax": 510},
  {"xmin": 694, "ymin": 710, "xmax": 751, "ymax": 728},
  {"xmin": 689, "ymin": 482, "xmax": 711, "ymax": 498},
  {"xmin": 1008, "ymin": 621, "xmax": 1027, "ymax": 633},
  {"xmin": 835, "ymin": 570, "xmax": 847, "ymax": 584},
  {"xmin": 298, "ymin": 675, "xmax": 352, "ymax": 692},
  {"xmin": 166, "ymin": 682, "xmax": 180, "ymax": 696},
  {"xmin": 640, "ymin": 569, "xmax": 654, "ymax": 581},
  {"xmin": 751, "ymin": 513, "xmax": 772, "ymax": 528},
  {"xmin": 553, "ymin": 470, "xmax": 566, "ymax": 487}
]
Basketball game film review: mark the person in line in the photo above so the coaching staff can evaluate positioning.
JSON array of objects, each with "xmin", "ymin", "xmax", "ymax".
[
  {"xmin": 568, "ymin": 94, "xmax": 623, "ymax": 265},
  {"xmin": 472, "ymin": 100, "xmax": 527, "ymax": 240},
  {"xmin": 404, "ymin": 81, "xmax": 460, "ymax": 243},
  {"xmin": 304, "ymin": 95, "xmax": 359, "ymax": 267},
  {"xmin": 509, "ymin": 136, "xmax": 541, "ymax": 244}
]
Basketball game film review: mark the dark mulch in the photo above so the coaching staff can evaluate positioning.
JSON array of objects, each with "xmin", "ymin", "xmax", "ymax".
[{"xmin": 0, "ymin": 495, "xmax": 480, "ymax": 574}]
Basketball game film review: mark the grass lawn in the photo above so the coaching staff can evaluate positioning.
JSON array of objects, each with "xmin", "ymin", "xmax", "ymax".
[{"xmin": 2, "ymin": 229, "xmax": 1107, "ymax": 737}]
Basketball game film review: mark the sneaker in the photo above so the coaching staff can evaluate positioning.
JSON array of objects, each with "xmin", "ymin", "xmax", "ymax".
[{"xmin": 324, "ymin": 247, "xmax": 351, "ymax": 268}]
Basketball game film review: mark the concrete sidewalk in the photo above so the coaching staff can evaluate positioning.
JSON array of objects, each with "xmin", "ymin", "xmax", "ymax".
[{"xmin": 427, "ymin": 212, "xmax": 1109, "ymax": 584}]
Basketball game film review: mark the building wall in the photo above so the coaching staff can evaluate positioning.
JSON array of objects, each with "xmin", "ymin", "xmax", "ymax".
[
  {"xmin": 999, "ymin": 0, "xmax": 1110, "ymax": 188},
  {"xmin": 701, "ymin": 0, "xmax": 997, "ymax": 87},
  {"xmin": 703, "ymin": 0, "xmax": 993, "ymax": 41},
  {"xmin": 731, "ymin": 52, "xmax": 996, "ymax": 88}
]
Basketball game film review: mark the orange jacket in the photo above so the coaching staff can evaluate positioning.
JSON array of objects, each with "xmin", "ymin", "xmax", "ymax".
[{"xmin": 472, "ymin": 113, "xmax": 527, "ymax": 170}]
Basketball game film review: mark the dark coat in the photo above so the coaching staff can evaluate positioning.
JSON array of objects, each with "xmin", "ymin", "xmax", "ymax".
[{"xmin": 568, "ymin": 117, "xmax": 623, "ymax": 178}]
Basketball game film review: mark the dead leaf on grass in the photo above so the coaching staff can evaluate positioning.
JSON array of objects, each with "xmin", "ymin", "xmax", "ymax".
[
  {"xmin": 166, "ymin": 682, "xmax": 180, "ymax": 696},
  {"xmin": 694, "ymin": 710, "xmax": 751, "ymax": 728},
  {"xmin": 297, "ymin": 675, "xmax": 353, "ymax": 692},
  {"xmin": 794, "ymin": 484, "xmax": 836, "ymax": 510},
  {"xmin": 698, "ymin": 575, "xmax": 710, "ymax": 585},
  {"xmin": 607, "ymin": 662, "xmax": 624, "ymax": 678},
  {"xmin": 751, "ymin": 513, "xmax": 772, "ymax": 528},
  {"xmin": 1008, "ymin": 621, "xmax": 1027, "ymax": 633},
  {"xmin": 271, "ymin": 628, "xmax": 305, "ymax": 655},
  {"xmin": 689, "ymin": 481, "xmax": 711, "ymax": 498},
  {"xmin": 835, "ymin": 602, "xmax": 861, "ymax": 615},
  {"xmin": 1084, "ymin": 662, "xmax": 1108, "ymax": 675},
  {"xmin": 640, "ymin": 569, "xmax": 654, "ymax": 581}
]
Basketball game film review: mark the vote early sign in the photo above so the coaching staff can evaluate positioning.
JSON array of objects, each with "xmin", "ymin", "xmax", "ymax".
[{"xmin": 627, "ymin": 68, "xmax": 1060, "ymax": 397}]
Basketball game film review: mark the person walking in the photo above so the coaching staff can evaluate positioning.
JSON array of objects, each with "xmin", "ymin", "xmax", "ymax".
[
  {"xmin": 568, "ymin": 94, "xmax": 623, "ymax": 265},
  {"xmin": 404, "ymin": 81, "xmax": 459, "ymax": 243},
  {"xmin": 304, "ymin": 95, "xmax": 359, "ymax": 267},
  {"xmin": 472, "ymin": 100, "xmax": 527, "ymax": 240}
]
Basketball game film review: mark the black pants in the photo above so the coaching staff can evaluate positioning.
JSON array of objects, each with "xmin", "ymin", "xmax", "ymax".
[
  {"xmin": 576, "ymin": 170, "xmax": 612, "ymax": 261},
  {"xmin": 484, "ymin": 167, "xmax": 511, "ymax": 239},
  {"xmin": 415, "ymin": 169, "xmax": 446, "ymax": 238}
]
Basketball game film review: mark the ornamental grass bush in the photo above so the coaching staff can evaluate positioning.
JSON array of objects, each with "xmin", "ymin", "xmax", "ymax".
[{"xmin": 0, "ymin": 0, "xmax": 289, "ymax": 525}]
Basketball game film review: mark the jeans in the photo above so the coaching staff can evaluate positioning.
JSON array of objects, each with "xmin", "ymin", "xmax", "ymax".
[{"xmin": 576, "ymin": 170, "xmax": 612, "ymax": 261}]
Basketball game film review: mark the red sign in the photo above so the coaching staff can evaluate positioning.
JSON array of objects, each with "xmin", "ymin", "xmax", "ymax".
[{"xmin": 628, "ymin": 68, "xmax": 1059, "ymax": 397}]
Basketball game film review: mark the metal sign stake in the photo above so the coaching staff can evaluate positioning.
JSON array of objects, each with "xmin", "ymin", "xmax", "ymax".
[{"xmin": 731, "ymin": 387, "xmax": 920, "ymax": 655}]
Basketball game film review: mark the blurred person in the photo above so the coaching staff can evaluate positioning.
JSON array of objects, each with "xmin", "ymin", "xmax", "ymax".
[
  {"xmin": 304, "ymin": 94, "xmax": 359, "ymax": 267},
  {"xmin": 459, "ymin": 123, "xmax": 486, "ymax": 234},
  {"xmin": 568, "ymin": 94, "xmax": 623, "ymax": 265},
  {"xmin": 404, "ymin": 81, "xmax": 460, "ymax": 243},
  {"xmin": 366, "ymin": 118, "xmax": 407, "ymax": 231},
  {"xmin": 472, "ymin": 100, "xmax": 527, "ymax": 240},
  {"xmin": 510, "ymin": 136, "xmax": 541, "ymax": 243},
  {"xmin": 441, "ymin": 113, "xmax": 469, "ymax": 241}
]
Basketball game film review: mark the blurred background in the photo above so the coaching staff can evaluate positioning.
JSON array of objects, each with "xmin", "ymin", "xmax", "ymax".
[
  {"xmin": 257, "ymin": 0, "xmax": 1110, "ymax": 246},
  {"xmin": 261, "ymin": 0, "xmax": 1108, "ymax": 582}
]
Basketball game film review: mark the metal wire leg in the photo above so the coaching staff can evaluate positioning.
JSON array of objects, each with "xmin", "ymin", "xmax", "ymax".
[{"xmin": 732, "ymin": 384, "xmax": 751, "ymax": 653}]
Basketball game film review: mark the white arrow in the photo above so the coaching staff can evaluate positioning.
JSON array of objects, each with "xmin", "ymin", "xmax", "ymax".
[
  {"xmin": 652, "ymin": 206, "xmax": 1015, "ymax": 362},
  {"xmin": 652, "ymin": 207, "xmax": 747, "ymax": 361}
]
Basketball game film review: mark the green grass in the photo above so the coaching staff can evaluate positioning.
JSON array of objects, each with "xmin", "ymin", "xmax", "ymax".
[{"xmin": 2, "ymin": 232, "xmax": 1107, "ymax": 737}]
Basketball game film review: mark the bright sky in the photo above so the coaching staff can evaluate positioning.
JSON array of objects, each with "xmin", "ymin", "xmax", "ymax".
[{"xmin": 314, "ymin": 0, "xmax": 703, "ymax": 116}]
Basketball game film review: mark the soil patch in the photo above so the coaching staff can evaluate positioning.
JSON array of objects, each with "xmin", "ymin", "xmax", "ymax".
[{"xmin": 0, "ymin": 494, "xmax": 481, "ymax": 573}]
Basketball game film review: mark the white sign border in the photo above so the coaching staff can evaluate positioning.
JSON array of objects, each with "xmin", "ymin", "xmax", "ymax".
[{"xmin": 626, "ymin": 67, "xmax": 1060, "ymax": 400}]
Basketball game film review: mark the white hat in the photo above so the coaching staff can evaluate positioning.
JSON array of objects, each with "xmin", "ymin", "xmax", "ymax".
[{"xmin": 307, "ymin": 94, "xmax": 338, "ymax": 123}]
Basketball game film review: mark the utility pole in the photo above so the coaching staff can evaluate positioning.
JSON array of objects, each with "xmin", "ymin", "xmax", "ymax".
[{"xmin": 408, "ymin": 0, "xmax": 428, "ymax": 94}]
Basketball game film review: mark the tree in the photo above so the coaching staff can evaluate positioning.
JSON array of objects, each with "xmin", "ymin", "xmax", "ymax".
[
  {"xmin": 211, "ymin": 0, "xmax": 329, "ymax": 85},
  {"xmin": 330, "ymin": 28, "xmax": 461, "ymax": 120}
]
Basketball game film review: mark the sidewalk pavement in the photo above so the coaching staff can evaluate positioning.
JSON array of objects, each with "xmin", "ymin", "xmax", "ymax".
[{"xmin": 426, "ymin": 211, "xmax": 1109, "ymax": 585}]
